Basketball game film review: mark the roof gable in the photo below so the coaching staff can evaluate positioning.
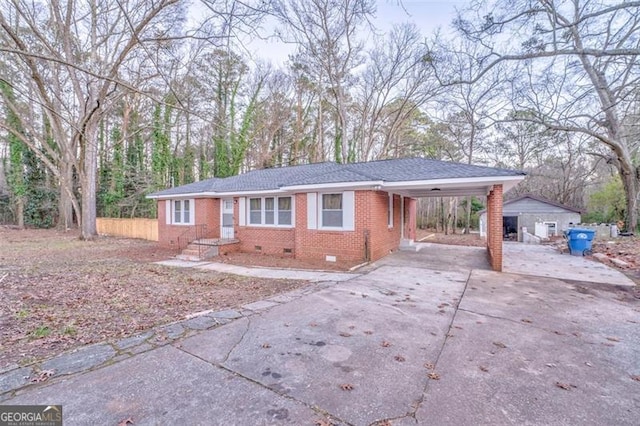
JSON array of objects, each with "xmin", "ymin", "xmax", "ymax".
[{"xmin": 503, "ymin": 194, "xmax": 581, "ymax": 214}]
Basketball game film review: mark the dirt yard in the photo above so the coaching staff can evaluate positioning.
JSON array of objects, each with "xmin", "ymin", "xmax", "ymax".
[
  {"xmin": 0, "ymin": 228, "xmax": 307, "ymax": 369},
  {"xmin": 590, "ymin": 236, "xmax": 640, "ymax": 284},
  {"xmin": 416, "ymin": 228, "xmax": 486, "ymax": 247}
]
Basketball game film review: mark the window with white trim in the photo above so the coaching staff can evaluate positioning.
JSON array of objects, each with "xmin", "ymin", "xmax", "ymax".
[
  {"xmin": 247, "ymin": 196, "xmax": 293, "ymax": 226},
  {"xmin": 249, "ymin": 198, "xmax": 262, "ymax": 224},
  {"xmin": 171, "ymin": 199, "xmax": 193, "ymax": 224},
  {"xmin": 321, "ymin": 193, "xmax": 343, "ymax": 228},
  {"xmin": 387, "ymin": 194, "xmax": 394, "ymax": 228}
]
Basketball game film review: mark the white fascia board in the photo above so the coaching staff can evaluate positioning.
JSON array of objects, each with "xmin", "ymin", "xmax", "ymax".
[
  {"xmin": 282, "ymin": 180, "xmax": 383, "ymax": 192},
  {"xmin": 212, "ymin": 189, "xmax": 293, "ymax": 197},
  {"xmin": 148, "ymin": 188, "xmax": 301, "ymax": 200},
  {"xmin": 146, "ymin": 192, "xmax": 216, "ymax": 200},
  {"xmin": 382, "ymin": 175, "xmax": 525, "ymax": 190}
]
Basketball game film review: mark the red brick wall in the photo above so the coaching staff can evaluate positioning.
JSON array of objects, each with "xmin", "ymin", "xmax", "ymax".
[
  {"xmin": 291, "ymin": 191, "xmax": 404, "ymax": 263},
  {"xmin": 236, "ymin": 227, "xmax": 295, "ymax": 255},
  {"xmin": 157, "ymin": 198, "xmax": 220, "ymax": 248},
  {"xmin": 293, "ymin": 192, "xmax": 366, "ymax": 262},
  {"xmin": 486, "ymin": 185, "xmax": 503, "ymax": 271},
  {"xmin": 157, "ymin": 192, "xmax": 411, "ymax": 263},
  {"xmin": 367, "ymin": 192, "xmax": 402, "ymax": 261},
  {"xmin": 405, "ymin": 197, "xmax": 417, "ymax": 241}
]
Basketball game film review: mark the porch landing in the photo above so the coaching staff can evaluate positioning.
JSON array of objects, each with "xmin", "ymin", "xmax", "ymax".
[{"xmin": 176, "ymin": 238, "xmax": 239, "ymax": 261}]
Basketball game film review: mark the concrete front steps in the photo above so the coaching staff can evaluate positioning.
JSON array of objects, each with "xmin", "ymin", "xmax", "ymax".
[{"xmin": 176, "ymin": 239, "xmax": 239, "ymax": 261}]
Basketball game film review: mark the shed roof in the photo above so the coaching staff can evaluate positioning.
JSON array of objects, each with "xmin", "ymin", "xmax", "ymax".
[{"xmin": 478, "ymin": 194, "xmax": 582, "ymax": 215}]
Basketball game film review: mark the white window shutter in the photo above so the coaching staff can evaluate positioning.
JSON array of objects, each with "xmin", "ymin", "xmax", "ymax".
[
  {"xmin": 307, "ymin": 193, "xmax": 317, "ymax": 229},
  {"xmin": 190, "ymin": 199, "xmax": 195, "ymax": 224},
  {"xmin": 165, "ymin": 200, "xmax": 171, "ymax": 224},
  {"xmin": 238, "ymin": 197, "xmax": 246, "ymax": 226},
  {"xmin": 343, "ymin": 191, "xmax": 355, "ymax": 231}
]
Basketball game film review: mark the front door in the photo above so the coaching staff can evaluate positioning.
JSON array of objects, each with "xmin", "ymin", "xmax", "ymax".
[{"xmin": 221, "ymin": 198, "xmax": 234, "ymax": 239}]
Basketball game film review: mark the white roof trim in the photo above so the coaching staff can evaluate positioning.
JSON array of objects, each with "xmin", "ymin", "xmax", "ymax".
[
  {"xmin": 381, "ymin": 175, "xmax": 525, "ymax": 190},
  {"xmin": 147, "ymin": 175, "xmax": 525, "ymax": 199},
  {"xmin": 282, "ymin": 180, "xmax": 383, "ymax": 191}
]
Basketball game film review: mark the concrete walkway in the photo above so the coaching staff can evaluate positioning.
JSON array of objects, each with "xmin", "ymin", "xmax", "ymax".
[
  {"xmin": 154, "ymin": 258, "xmax": 359, "ymax": 282},
  {"xmin": 504, "ymin": 242, "xmax": 636, "ymax": 286},
  {"xmin": 2, "ymin": 246, "xmax": 638, "ymax": 425}
]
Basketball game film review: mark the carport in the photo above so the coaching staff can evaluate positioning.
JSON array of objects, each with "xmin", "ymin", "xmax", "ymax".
[{"xmin": 385, "ymin": 175, "xmax": 525, "ymax": 271}]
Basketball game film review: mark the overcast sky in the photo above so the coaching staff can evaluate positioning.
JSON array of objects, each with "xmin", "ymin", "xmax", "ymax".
[{"xmin": 232, "ymin": 0, "xmax": 468, "ymax": 67}]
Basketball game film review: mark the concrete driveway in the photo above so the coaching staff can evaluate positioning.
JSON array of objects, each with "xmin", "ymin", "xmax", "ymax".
[{"xmin": 3, "ymin": 245, "xmax": 639, "ymax": 425}]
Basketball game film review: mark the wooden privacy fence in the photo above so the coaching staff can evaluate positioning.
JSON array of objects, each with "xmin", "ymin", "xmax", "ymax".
[{"xmin": 96, "ymin": 218, "xmax": 158, "ymax": 241}]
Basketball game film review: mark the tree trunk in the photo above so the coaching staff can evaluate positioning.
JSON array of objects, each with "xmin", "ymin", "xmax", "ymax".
[
  {"xmin": 465, "ymin": 195, "xmax": 472, "ymax": 234},
  {"xmin": 16, "ymin": 197, "xmax": 24, "ymax": 229},
  {"xmin": 620, "ymin": 169, "xmax": 639, "ymax": 232},
  {"xmin": 81, "ymin": 122, "xmax": 99, "ymax": 239},
  {"xmin": 58, "ymin": 160, "xmax": 75, "ymax": 230}
]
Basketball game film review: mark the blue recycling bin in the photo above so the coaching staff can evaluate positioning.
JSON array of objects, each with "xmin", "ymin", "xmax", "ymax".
[{"xmin": 564, "ymin": 228, "xmax": 596, "ymax": 256}]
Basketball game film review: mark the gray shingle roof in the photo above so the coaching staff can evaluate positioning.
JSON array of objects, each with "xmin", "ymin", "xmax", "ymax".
[{"xmin": 148, "ymin": 157, "xmax": 525, "ymax": 197}]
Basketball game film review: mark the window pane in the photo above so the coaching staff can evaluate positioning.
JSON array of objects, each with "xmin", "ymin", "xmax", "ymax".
[
  {"xmin": 278, "ymin": 211, "xmax": 292, "ymax": 225},
  {"xmin": 322, "ymin": 211, "xmax": 342, "ymax": 227},
  {"xmin": 265, "ymin": 211, "xmax": 275, "ymax": 224},
  {"xmin": 174, "ymin": 200, "xmax": 181, "ymax": 223},
  {"xmin": 250, "ymin": 198, "xmax": 262, "ymax": 224},
  {"xmin": 323, "ymin": 194, "xmax": 342, "ymax": 210},
  {"xmin": 250, "ymin": 212, "xmax": 261, "ymax": 224},
  {"xmin": 278, "ymin": 197, "xmax": 291, "ymax": 210},
  {"xmin": 250, "ymin": 198, "xmax": 261, "ymax": 211},
  {"xmin": 265, "ymin": 197, "xmax": 274, "ymax": 210},
  {"xmin": 183, "ymin": 200, "xmax": 190, "ymax": 223},
  {"xmin": 277, "ymin": 197, "xmax": 292, "ymax": 225}
]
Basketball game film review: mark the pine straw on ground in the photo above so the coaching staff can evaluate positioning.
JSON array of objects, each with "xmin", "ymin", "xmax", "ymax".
[{"xmin": 0, "ymin": 228, "xmax": 307, "ymax": 369}]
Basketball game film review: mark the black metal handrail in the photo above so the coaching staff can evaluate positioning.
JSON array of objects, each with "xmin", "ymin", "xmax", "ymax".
[{"xmin": 176, "ymin": 224, "xmax": 210, "ymax": 258}]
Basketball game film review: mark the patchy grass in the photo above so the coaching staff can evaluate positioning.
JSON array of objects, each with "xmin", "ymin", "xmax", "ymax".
[{"xmin": 0, "ymin": 227, "xmax": 308, "ymax": 369}]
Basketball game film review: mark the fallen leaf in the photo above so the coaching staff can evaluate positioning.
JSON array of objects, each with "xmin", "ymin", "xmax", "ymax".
[
  {"xmin": 117, "ymin": 417, "xmax": 134, "ymax": 426},
  {"xmin": 631, "ymin": 375, "xmax": 640, "ymax": 382},
  {"xmin": 261, "ymin": 343, "xmax": 271, "ymax": 349},
  {"xmin": 373, "ymin": 421, "xmax": 392, "ymax": 426},
  {"xmin": 363, "ymin": 330, "xmax": 373, "ymax": 335},
  {"xmin": 339, "ymin": 332, "xmax": 352, "ymax": 337},
  {"xmin": 479, "ymin": 365, "xmax": 489, "ymax": 372},
  {"xmin": 606, "ymin": 336, "xmax": 620, "ymax": 342},
  {"xmin": 424, "ymin": 363, "xmax": 435, "ymax": 370},
  {"xmin": 427, "ymin": 372, "xmax": 440, "ymax": 380},
  {"xmin": 394, "ymin": 355, "xmax": 406, "ymax": 362},
  {"xmin": 381, "ymin": 341, "xmax": 392, "ymax": 348},
  {"xmin": 493, "ymin": 341, "xmax": 507, "ymax": 349},
  {"xmin": 314, "ymin": 419, "xmax": 334, "ymax": 426},
  {"xmin": 309, "ymin": 322, "xmax": 318, "ymax": 327},
  {"xmin": 30, "ymin": 369, "xmax": 55, "ymax": 383},
  {"xmin": 340, "ymin": 383, "xmax": 354, "ymax": 391},
  {"xmin": 555, "ymin": 381, "xmax": 576, "ymax": 390},
  {"xmin": 521, "ymin": 319, "xmax": 532, "ymax": 323},
  {"xmin": 348, "ymin": 325, "xmax": 356, "ymax": 329}
]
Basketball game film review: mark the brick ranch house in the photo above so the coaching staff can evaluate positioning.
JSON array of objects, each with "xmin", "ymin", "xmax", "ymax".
[{"xmin": 147, "ymin": 157, "xmax": 525, "ymax": 271}]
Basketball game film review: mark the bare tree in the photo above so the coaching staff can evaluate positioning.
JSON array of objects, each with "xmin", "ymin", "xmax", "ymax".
[
  {"xmin": 0, "ymin": 0, "xmax": 184, "ymax": 238},
  {"xmin": 451, "ymin": 0, "xmax": 640, "ymax": 231},
  {"xmin": 273, "ymin": 0, "xmax": 375, "ymax": 163}
]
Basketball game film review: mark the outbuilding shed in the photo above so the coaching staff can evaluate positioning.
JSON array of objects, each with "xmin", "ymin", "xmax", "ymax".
[{"xmin": 479, "ymin": 194, "xmax": 581, "ymax": 242}]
